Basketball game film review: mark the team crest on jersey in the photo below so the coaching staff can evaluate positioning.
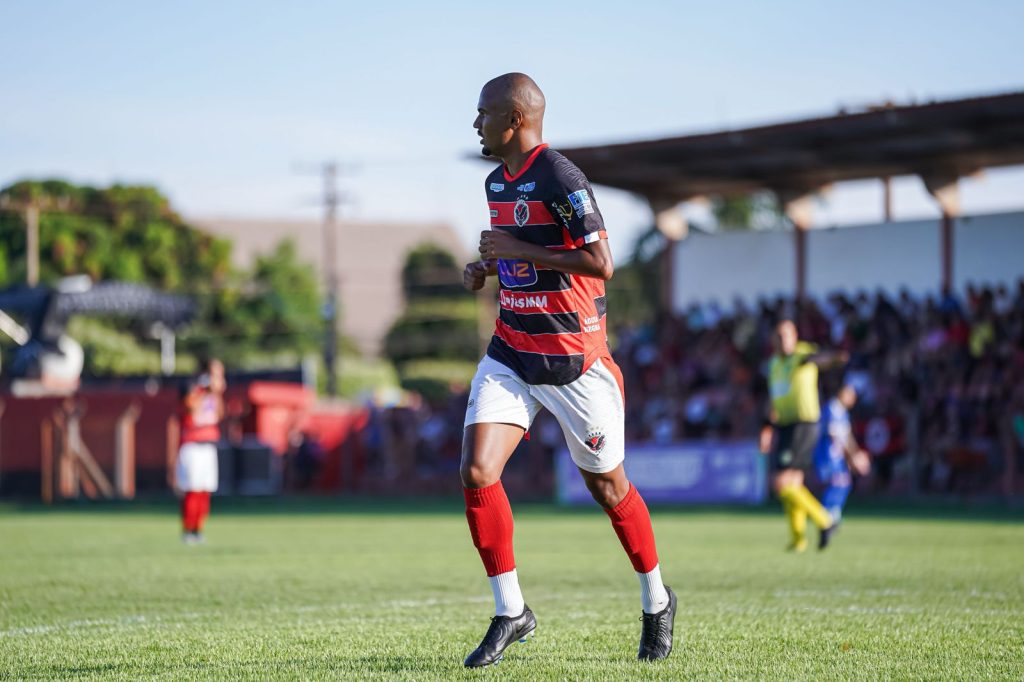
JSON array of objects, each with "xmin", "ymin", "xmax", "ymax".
[
  {"xmin": 516, "ymin": 181, "xmax": 536, "ymax": 192},
  {"xmin": 568, "ymin": 189, "xmax": 594, "ymax": 217},
  {"xmin": 490, "ymin": 182, "xmax": 505, "ymax": 192},
  {"xmin": 585, "ymin": 428, "xmax": 606, "ymax": 454},
  {"xmin": 514, "ymin": 198, "xmax": 530, "ymax": 227}
]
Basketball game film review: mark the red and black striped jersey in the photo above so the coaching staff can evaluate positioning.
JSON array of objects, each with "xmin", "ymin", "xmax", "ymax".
[{"xmin": 483, "ymin": 144, "xmax": 610, "ymax": 385}]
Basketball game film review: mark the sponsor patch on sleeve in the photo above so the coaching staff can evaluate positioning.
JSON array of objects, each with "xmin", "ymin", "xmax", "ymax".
[{"xmin": 568, "ymin": 189, "xmax": 594, "ymax": 217}]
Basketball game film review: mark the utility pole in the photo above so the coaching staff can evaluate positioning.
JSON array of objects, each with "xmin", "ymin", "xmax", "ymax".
[
  {"xmin": 322, "ymin": 163, "xmax": 341, "ymax": 397},
  {"xmin": 294, "ymin": 160, "xmax": 354, "ymax": 397}
]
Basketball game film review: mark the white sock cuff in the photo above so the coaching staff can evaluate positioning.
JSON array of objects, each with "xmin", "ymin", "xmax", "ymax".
[
  {"xmin": 490, "ymin": 569, "xmax": 525, "ymax": 617},
  {"xmin": 637, "ymin": 563, "xmax": 670, "ymax": 614}
]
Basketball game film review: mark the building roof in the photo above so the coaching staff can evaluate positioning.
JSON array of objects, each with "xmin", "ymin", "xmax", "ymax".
[
  {"xmin": 554, "ymin": 91, "xmax": 1024, "ymax": 202},
  {"xmin": 192, "ymin": 216, "xmax": 466, "ymax": 356}
]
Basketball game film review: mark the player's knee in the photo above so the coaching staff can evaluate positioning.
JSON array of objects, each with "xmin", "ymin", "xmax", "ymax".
[
  {"xmin": 460, "ymin": 460, "xmax": 499, "ymax": 488},
  {"xmin": 584, "ymin": 476, "xmax": 625, "ymax": 508}
]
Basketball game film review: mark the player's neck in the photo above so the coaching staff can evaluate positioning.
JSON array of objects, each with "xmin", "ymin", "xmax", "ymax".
[{"xmin": 502, "ymin": 137, "xmax": 545, "ymax": 177}]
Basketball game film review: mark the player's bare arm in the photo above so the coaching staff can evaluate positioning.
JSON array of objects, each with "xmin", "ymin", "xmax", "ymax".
[
  {"xmin": 809, "ymin": 350, "xmax": 850, "ymax": 368},
  {"xmin": 478, "ymin": 229, "xmax": 614, "ymax": 280}
]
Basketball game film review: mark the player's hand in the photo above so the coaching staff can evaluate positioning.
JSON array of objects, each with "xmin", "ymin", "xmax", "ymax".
[
  {"xmin": 758, "ymin": 425, "xmax": 773, "ymax": 454},
  {"xmin": 479, "ymin": 230, "xmax": 520, "ymax": 260},
  {"xmin": 851, "ymin": 448, "xmax": 872, "ymax": 476},
  {"xmin": 463, "ymin": 261, "xmax": 491, "ymax": 292}
]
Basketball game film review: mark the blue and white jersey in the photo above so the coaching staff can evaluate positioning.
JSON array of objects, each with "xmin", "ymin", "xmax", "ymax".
[{"xmin": 815, "ymin": 398, "xmax": 851, "ymax": 483}]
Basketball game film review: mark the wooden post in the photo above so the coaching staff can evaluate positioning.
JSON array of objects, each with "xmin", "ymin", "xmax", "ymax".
[
  {"xmin": 56, "ymin": 407, "xmax": 77, "ymax": 499},
  {"xmin": 115, "ymin": 403, "xmax": 141, "ymax": 499},
  {"xmin": 167, "ymin": 415, "xmax": 180, "ymax": 492}
]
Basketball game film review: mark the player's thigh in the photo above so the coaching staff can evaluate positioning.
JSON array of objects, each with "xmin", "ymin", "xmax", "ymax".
[
  {"xmin": 461, "ymin": 423, "xmax": 527, "ymax": 488},
  {"xmin": 533, "ymin": 359, "xmax": 625, "ymax": 475},
  {"xmin": 461, "ymin": 356, "xmax": 541, "ymax": 487}
]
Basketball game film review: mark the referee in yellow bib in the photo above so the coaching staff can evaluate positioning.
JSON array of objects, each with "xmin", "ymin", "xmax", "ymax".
[{"xmin": 760, "ymin": 320, "xmax": 848, "ymax": 552}]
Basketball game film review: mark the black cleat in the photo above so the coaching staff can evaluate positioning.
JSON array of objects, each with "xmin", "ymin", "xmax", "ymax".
[
  {"xmin": 638, "ymin": 586, "xmax": 677, "ymax": 661},
  {"xmin": 819, "ymin": 524, "xmax": 837, "ymax": 551},
  {"xmin": 463, "ymin": 605, "xmax": 536, "ymax": 668}
]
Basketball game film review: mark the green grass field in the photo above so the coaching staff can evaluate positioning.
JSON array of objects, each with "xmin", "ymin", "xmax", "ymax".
[{"xmin": 1, "ymin": 500, "xmax": 1022, "ymax": 680}]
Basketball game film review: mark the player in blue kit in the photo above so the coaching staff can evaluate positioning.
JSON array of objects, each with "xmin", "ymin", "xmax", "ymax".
[{"xmin": 814, "ymin": 384, "xmax": 871, "ymax": 525}]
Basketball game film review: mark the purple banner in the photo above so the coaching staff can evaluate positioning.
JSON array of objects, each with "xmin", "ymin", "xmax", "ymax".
[{"xmin": 556, "ymin": 441, "xmax": 767, "ymax": 505}]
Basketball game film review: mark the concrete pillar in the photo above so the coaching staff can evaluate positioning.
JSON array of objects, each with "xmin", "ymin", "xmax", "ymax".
[
  {"xmin": 648, "ymin": 199, "xmax": 688, "ymax": 316},
  {"xmin": 779, "ymin": 193, "xmax": 815, "ymax": 301},
  {"xmin": 882, "ymin": 176, "xmax": 893, "ymax": 222},
  {"xmin": 921, "ymin": 174, "xmax": 960, "ymax": 295}
]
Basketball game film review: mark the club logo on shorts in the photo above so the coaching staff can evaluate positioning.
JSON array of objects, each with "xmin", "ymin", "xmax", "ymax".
[
  {"xmin": 514, "ymin": 198, "xmax": 530, "ymax": 227},
  {"xmin": 585, "ymin": 428, "xmax": 606, "ymax": 454}
]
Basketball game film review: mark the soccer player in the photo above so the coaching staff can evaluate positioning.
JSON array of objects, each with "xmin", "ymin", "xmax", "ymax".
[
  {"xmin": 174, "ymin": 358, "xmax": 224, "ymax": 544},
  {"xmin": 759, "ymin": 320, "xmax": 847, "ymax": 552},
  {"xmin": 814, "ymin": 384, "xmax": 871, "ymax": 524},
  {"xmin": 460, "ymin": 73, "xmax": 676, "ymax": 668}
]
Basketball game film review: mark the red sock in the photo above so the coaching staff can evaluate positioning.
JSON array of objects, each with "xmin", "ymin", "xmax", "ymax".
[
  {"xmin": 604, "ymin": 484, "xmax": 659, "ymax": 573},
  {"xmin": 181, "ymin": 492, "xmax": 200, "ymax": 532},
  {"xmin": 464, "ymin": 482, "xmax": 516, "ymax": 577},
  {"xmin": 196, "ymin": 492, "xmax": 211, "ymax": 532}
]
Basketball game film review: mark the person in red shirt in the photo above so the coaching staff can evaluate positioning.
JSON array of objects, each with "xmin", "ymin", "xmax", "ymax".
[
  {"xmin": 459, "ymin": 73, "xmax": 675, "ymax": 668},
  {"xmin": 174, "ymin": 358, "xmax": 224, "ymax": 544}
]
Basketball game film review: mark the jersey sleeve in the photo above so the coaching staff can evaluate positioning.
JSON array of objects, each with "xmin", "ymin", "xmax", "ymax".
[{"xmin": 547, "ymin": 159, "xmax": 606, "ymax": 247}]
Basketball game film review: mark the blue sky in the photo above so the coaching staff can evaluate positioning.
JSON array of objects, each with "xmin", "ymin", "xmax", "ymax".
[{"xmin": 2, "ymin": 1, "xmax": 1023, "ymax": 260}]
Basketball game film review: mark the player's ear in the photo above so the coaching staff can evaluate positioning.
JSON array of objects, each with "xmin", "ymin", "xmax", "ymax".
[{"xmin": 509, "ymin": 109, "xmax": 523, "ymax": 129}]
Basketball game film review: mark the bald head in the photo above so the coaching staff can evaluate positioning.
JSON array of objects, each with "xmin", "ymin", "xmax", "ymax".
[
  {"xmin": 474, "ymin": 73, "xmax": 546, "ymax": 159},
  {"xmin": 482, "ymin": 72, "xmax": 546, "ymax": 123}
]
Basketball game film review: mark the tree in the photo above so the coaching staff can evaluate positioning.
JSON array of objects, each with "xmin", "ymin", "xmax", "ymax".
[
  {"xmin": 384, "ymin": 243, "xmax": 479, "ymax": 400},
  {"xmin": 0, "ymin": 179, "xmax": 321, "ymax": 375},
  {"xmin": 0, "ymin": 180, "xmax": 231, "ymax": 289},
  {"xmin": 711, "ymin": 192, "xmax": 783, "ymax": 231}
]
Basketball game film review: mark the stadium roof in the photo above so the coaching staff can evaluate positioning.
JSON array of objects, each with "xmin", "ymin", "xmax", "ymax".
[{"xmin": 555, "ymin": 91, "xmax": 1024, "ymax": 202}]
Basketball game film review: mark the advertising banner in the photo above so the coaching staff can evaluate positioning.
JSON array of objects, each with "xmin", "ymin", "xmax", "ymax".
[{"xmin": 556, "ymin": 441, "xmax": 767, "ymax": 505}]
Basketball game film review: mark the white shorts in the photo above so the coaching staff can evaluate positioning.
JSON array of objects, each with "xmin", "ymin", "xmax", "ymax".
[
  {"xmin": 464, "ymin": 355, "xmax": 625, "ymax": 474},
  {"xmin": 175, "ymin": 442, "xmax": 219, "ymax": 492}
]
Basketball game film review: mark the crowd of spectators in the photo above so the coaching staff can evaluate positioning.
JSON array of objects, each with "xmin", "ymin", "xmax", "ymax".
[{"xmin": 361, "ymin": 281, "xmax": 1024, "ymax": 497}]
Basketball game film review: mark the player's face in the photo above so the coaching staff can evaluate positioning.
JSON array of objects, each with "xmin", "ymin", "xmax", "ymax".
[
  {"xmin": 839, "ymin": 385, "xmax": 857, "ymax": 408},
  {"xmin": 474, "ymin": 88, "xmax": 514, "ymax": 158},
  {"xmin": 774, "ymin": 322, "xmax": 798, "ymax": 355}
]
